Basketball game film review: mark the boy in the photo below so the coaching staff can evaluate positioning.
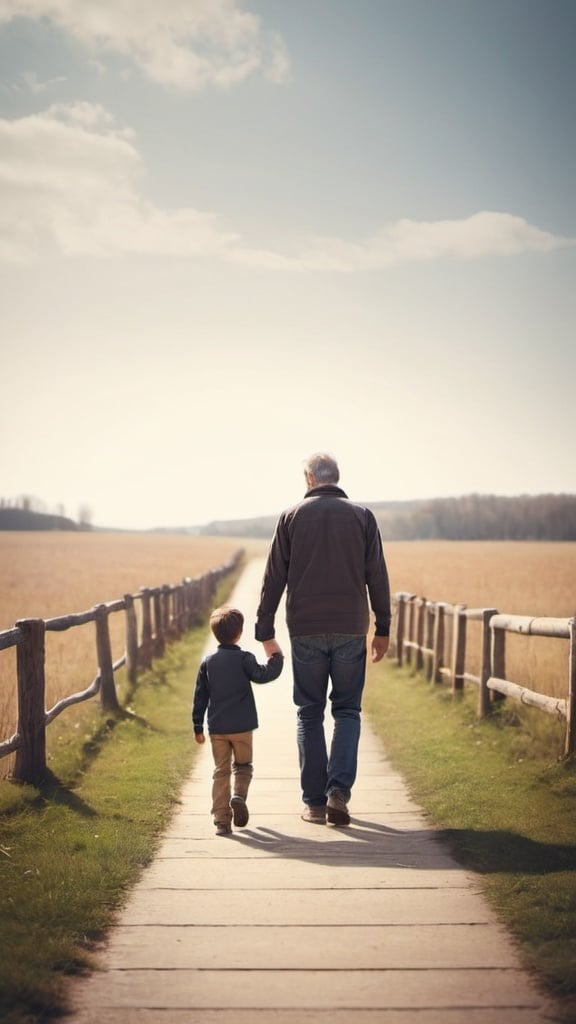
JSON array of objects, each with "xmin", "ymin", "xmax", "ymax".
[{"xmin": 192, "ymin": 605, "xmax": 283, "ymax": 835}]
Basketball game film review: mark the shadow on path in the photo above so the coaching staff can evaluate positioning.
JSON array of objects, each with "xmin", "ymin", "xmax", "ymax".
[
  {"xmin": 228, "ymin": 820, "xmax": 460, "ymax": 870},
  {"xmin": 228, "ymin": 819, "xmax": 576, "ymax": 874}
]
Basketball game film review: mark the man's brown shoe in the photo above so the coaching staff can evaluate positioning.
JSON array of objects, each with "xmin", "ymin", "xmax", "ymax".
[
  {"xmin": 301, "ymin": 805, "xmax": 326, "ymax": 824},
  {"xmin": 327, "ymin": 789, "xmax": 350, "ymax": 826}
]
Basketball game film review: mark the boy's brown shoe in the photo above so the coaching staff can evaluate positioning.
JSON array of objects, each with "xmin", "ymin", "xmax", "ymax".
[
  {"xmin": 230, "ymin": 796, "xmax": 249, "ymax": 827},
  {"xmin": 327, "ymin": 789, "xmax": 350, "ymax": 826},
  {"xmin": 301, "ymin": 805, "xmax": 326, "ymax": 824},
  {"xmin": 215, "ymin": 822, "xmax": 232, "ymax": 835}
]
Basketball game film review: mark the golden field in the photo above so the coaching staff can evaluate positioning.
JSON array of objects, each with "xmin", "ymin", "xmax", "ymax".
[
  {"xmin": 383, "ymin": 540, "xmax": 576, "ymax": 702},
  {"xmin": 0, "ymin": 533, "xmax": 243, "ymax": 758},
  {"xmin": 0, "ymin": 534, "xmax": 574, "ymax": 769},
  {"xmin": 0, "ymin": 532, "xmax": 244, "ymax": 628},
  {"xmin": 384, "ymin": 540, "xmax": 576, "ymax": 618}
]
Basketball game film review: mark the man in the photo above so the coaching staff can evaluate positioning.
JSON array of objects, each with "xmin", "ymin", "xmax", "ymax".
[{"xmin": 255, "ymin": 453, "xmax": 391, "ymax": 826}]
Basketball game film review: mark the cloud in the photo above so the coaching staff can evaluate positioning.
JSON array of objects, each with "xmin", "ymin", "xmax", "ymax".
[
  {"xmin": 0, "ymin": 103, "xmax": 573, "ymax": 268},
  {"xmin": 0, "ymin": 103, "xmax": 239, "ymax": 262},
  {"xmin": 294, "ymin": 213, "xmax": 575, "ymax": 271},
  {"xmin": 0, "ymin": 0, "xmax": 289, "ymax": 90}
]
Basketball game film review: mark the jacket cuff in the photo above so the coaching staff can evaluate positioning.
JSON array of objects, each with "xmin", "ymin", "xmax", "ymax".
[
  {"xmin": 193, "ymin": 725, "xmax": 204, "ymax": 734},
  {"xmin": 255, "ymin": 624, "xmax": 275, "ymax": 642}
]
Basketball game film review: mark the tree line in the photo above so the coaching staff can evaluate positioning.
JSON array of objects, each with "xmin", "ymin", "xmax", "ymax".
[
  {"xmin": 2, "ymin": 493, "xmax": 575, "ymax": 540},
  {"xmin": 0, "ymin": 496, "xmax": 93, "ymax": 531},
  {"xmin": 199, "ymin": 494, "xmax": 576, "ymax": 542},
  {"xmin": 371, "ymin": 493, "xmax": 576, "ymax": 541}
]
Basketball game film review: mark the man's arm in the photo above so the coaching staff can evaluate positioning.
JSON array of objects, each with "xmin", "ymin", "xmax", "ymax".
[
  {"xmin": 262, "ymin": 638, "xmax": 283, "ymax": 658},
  {"xmin": 365, "ymin": 510, "xmax": 391, "ymax": 643},
  {"xmin": 255, "ymin": 516, "xmax": 290, "ymax": 641},
  {"xmin": 371, "ymin": 635, "xmax": 390, "ymax": 663}
]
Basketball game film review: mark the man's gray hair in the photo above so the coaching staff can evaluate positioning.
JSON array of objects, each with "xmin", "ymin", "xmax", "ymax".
[{"xmin": 305, "ymin": 453, "xmax": 340, "ymax": 484}]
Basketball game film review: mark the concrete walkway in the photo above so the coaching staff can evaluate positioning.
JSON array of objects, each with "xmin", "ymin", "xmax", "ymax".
[{"xmin": 67, "ymin": 559, "xmax": 558, "ymax": 1024}]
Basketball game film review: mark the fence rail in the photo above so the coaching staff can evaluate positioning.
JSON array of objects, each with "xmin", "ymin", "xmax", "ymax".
[
  {"xmin": 0, "ymin": 550, "xmax": 243, "ymax": 783},
  {"xmin": 391, "ymin": 592, "xmax": 576, "ymax": 757}
]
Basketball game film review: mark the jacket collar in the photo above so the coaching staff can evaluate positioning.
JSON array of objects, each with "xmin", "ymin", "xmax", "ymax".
[{"xmin": 304, "ymin": 484, "xmax": 348, "ymax": 499}]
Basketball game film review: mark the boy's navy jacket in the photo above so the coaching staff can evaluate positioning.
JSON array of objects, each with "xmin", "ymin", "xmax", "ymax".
[{"xmin": 192, "ymin": 644, "xmax": 283, "ymax": 735}]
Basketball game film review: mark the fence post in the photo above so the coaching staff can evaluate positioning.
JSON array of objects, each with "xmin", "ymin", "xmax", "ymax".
[
  {"xmin": 13, "ymin": 618, "xmax": 47, "ymax": 784},
  {"xmin": 431, "ymin": 603, "xmax": 446, "ymax": 683},
  {"xmin": 479, "ymin": 608, "xmax": 498, "ymax": 717},
  {"xmin": 139, "ymin": 587, "xmax": 153, "ymax": 669},
  {"xmin": 425, "ymin": 602, "xmax": 435, "ymax": 681},
  {"xmin": 405, "ymin": 597, "xmax": 416, "ymax": 666},
  {"xmin": 174, "ymin": 584, "xmax": 184, "ymax": 637},
  {"xmin": 153, "ymin": 588, "xmax": 164, "ymax": 657},
  {"xmin": 415, "ymin": 598, "xmax": 426, "ymax": 672},
  {"xmin": 491, "ymin": 620, "xmax": 506, "ymax": 705},
  {"xmin": 394, "ymin": 594, "xmax": 407, "ymax": 667},
  {"xmin": 95, "ymin": 605, "xmax": 120, "ymax": 713},
  {"xmin": 161, "ymin": 585, "xmax": 171, "ymax": 635},
  {"xmin": 188, "ymin": 579, "xmax": 201, "ymax": 625},
  {"xmin": 451, "ymin": 604, "xmax": 467, "ymax": 693},
  {"xmin": 124, "ymin": 594, "xmax": 138, "ymax": 685},
  {"xmin": 565, "ymin": 616, "xmax": 576, "ymax": 757}
]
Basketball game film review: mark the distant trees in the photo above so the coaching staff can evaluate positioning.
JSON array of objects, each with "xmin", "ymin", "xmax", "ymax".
[
  {"xmin": 4, "ymin": 494, "xmax": 47, "ymax": 514},
  {"xmin": 77, "ymin": 504, "xmax": 93, "ymax": 530},
  {"xmin": 199, "ymin": 494, "xmax": 576, "ymax": 542},
  {"xmin": 0, "ymin": 496, "xmax": 92, "ymax": 532},
  {"xmin": 374, "ymin": 494, "xmax": 576, "ymax": 541}
]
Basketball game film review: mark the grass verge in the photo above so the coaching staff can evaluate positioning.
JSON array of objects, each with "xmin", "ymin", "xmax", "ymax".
[
  {"xmin": 364, "ymin": 659, "xmax": 576, "ymax": 1020},
  {"xmin": 0, "ymin": 614, "xmax": 220, "ymax": 1024}
]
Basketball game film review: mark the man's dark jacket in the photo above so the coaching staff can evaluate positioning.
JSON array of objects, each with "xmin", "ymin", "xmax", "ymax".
[
  {"xmin": 255, "ymin": 484, "xmax": 391, "ymax": 641},
  {"xmin": 192, "ymin": 645, "xmax": 283, "ymax": 735}
]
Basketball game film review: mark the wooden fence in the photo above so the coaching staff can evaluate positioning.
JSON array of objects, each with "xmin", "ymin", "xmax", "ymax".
[
  {"xmin": 0, "ymin": 550, "xmax": 243, "ymax": 784},
  {"xmin": 390, "ymin": 592, "xmax": 576, "ymax": 757}
]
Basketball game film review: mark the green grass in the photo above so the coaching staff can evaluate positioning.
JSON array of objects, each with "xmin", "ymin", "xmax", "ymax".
[
  {"xmin": 364, "ymin": 658, "xmax": 576, "ymax": 1018},
  {"xmin": 0, "ymin": 617, "xmax": 219, "ymax": 1024}
]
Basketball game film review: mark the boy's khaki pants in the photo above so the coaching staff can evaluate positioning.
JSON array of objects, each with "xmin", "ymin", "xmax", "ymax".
[{"xmin": 209, "ymin": 731, "xmax": 253, "ymax": 825}]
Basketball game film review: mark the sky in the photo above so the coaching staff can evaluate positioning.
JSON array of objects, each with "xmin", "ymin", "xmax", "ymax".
[{"xmin": 0, "ymin": 0, "xmax": 575, "ymax": 530}]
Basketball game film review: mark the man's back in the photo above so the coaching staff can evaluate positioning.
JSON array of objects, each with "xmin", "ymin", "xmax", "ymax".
[{"xmin": 256, "ymin": 483, "xmax": 390, "ymax": 639}]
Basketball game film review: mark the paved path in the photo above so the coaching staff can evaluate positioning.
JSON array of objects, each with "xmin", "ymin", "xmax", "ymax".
[{"xmin": 68, "ymin": 559, "xmax": 558, "ymax": 1024}]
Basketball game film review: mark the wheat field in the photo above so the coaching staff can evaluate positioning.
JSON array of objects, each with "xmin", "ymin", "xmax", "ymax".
[
  {"xmin": 0, "ymin": 533, "xmax": 243, "ymax": 753},
  {"xmin": 384, "ymin": 540, "xmax": 576, "ymax": 701}
]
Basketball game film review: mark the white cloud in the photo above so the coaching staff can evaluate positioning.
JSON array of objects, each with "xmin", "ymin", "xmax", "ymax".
[
  {"xmin": 0, "ymin": 103, "xmax": 237, "ymax": 261},
  {"xmin": 295, "ymin": 212, "xmax": 575, "ymax": 271},
  {"xmin": 0, "ymin": 0, "xmax": 290, "ymax": 90},
  {"xmin": 0, "ymin": 104, "xmax": 573, "ymax": 268}
]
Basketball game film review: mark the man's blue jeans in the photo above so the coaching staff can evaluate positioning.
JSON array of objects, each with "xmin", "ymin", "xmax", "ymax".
[{"xmin": 291, "ymin": 634, "xmax": 367, "ymax": 807}]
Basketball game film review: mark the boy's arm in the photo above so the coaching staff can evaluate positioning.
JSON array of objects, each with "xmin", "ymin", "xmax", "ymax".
[
  {"xmin": 242, "ymin": 650, "xmax": 284, "ymax": 684},
  {"xmin": 192, "ymin": 661, "xmax": 209, "ymax": 735}
]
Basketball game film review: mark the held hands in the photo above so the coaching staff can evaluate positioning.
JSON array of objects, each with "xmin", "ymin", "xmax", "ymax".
[
  {"xmin": 262, "ymin": 638, "xmax": 283, "ymax": 658},
  {"xmin": 194, "ymin": 732, "xmax": 206, "ymax": 744},
  {"xmin": 371, "ymin": 635, "xmax": 389, "ymax": 663}
]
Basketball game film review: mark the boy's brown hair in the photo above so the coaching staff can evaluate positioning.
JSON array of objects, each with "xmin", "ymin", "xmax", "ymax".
[{"xmin": 210, "ymin": 605, "xmax": 244, "ymax": 645}]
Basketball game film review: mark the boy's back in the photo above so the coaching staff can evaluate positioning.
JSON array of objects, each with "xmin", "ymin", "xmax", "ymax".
[{"xmin": 194, "ymin": 644, "xmax": 283, "ymax": 736}]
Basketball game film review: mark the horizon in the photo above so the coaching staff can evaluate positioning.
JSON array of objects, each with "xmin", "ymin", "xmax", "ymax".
[
  {"xmin": 3, "ymin": 488, "xmax": 576, "ymax": 534},
  {"xmin": 1, "ymin": 1, "xmax": 575, "ymax": 530}
]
